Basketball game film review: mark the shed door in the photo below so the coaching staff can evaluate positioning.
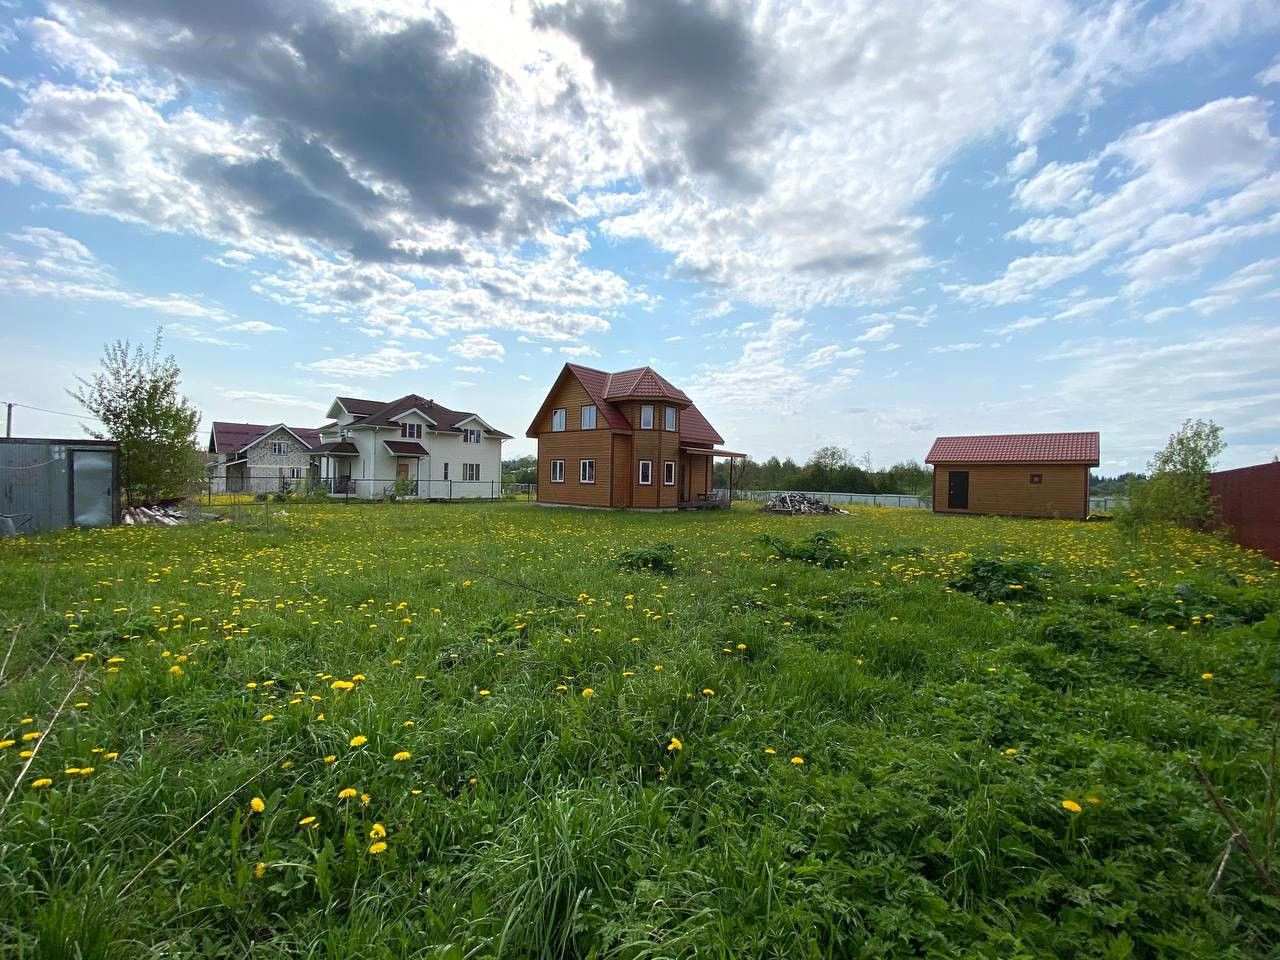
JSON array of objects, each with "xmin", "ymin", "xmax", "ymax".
[
  {"xmin": 947, "ymin": 470, "xmax": 969, "ymax": 510},
  {"xmin": 71, "ymin": 449, "xmax": 114, "ymax": 527}
]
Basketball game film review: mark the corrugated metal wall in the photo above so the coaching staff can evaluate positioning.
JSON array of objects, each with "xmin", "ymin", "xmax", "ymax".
[
  {"xmin": 0, "ymin": 439, "xmax": 118, "ymax": 533},
  {"xmin": 1211, "ymin": 462, "xmax": 1280, "ymax": 562}
]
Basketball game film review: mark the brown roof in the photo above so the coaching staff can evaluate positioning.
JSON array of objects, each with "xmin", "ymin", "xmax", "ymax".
[
  {"xmin": 926, "ymin": 432, "xmax": 1100, "ymax": 465},
  {"xmin": 209, "ymin": 422, "xmax": 322, "ymax": 454},
  {"xmin": 346, "ymin": 393, "xmax": 512, "ymax": 439},
  {"xmin": 526, "ymin": 363, "xmax": 724, "ymax": 445},
  {"xmin": 334, "ymin": 397, "xmax": 384, "ymax": 417},
  {"xmin": 383, "ymin": 440, "xmax": 429, "ymax": 457},
  {"xmin": 313, "ymin": 441, "xmax": 358, "ymax": 456}
]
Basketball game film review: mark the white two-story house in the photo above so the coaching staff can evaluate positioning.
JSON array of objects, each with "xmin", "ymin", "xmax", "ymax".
[{"xmin": 314, "ymin": 393, "xmax": 509, "ymax": 499}]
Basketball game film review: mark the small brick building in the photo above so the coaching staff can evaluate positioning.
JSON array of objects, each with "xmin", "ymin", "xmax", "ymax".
[{"xmin": 926, "ymin": 432, "xmax": 1099, "ymax": 520}]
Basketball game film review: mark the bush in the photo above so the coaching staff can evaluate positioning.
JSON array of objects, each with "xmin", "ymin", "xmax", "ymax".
[
  {"xmin": 759, "ymin": 530, "xmax": 853, "ymax": 569},
  {"xmin": 616, "ymin": 543, "xmax": 677, "ymax": 574},
  {"xmin": 949, "ymin": 556, "xmax": 1047, "ymax": 603}
]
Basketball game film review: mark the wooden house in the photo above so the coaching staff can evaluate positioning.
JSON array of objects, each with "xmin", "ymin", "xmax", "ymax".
[
  {"xmin": 925, "ymin": 432, "xmax": 1099, "ymax": 519},
  {"xmin": 526, "ymin": 364, "xmax": 744, "ymax": 509}
]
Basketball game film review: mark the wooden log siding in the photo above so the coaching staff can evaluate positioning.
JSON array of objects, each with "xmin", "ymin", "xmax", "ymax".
[
  {"xmin": 533, "ymin": 376, "xmax": 613, "ymax": 507},
  {"xmin": 932, "ymin": 462, "xmax": 1090, "ymax": 520}
]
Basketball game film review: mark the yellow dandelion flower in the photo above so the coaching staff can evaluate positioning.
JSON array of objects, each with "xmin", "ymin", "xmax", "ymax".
[
  {"xmin": 393, "ymin": 751, "xmax": 411, "ymax": 762},
  {"xmin": 64, "ymin": 767, "xmax": 82, "ymax": 776},
  {"xmin": 22, "ymin": 731, "xmax": 41, "ymax": 742},
  {"xmin": 667, "ymin": 737, "xmax": 683, "ymax": 752},
  {"xmin": 478, "ymin": 690, "xmax": 491, "ymax": 697},
  {"xmin": 104, "ymin": 752, "xmax": 118, "ymax": 761},
  {"xmin": 360, "ymin": 793, "xmax": 371, "ymax": 806},
  {"xmin": 323, "ymin": 755, "xmax": 337, "ymax": 764},
  {"xmin": 254, "ymin": 862, "xmax": 266, "ymax": 879},
  {"xmin": 261, "ymin": 714, "xmax": 275, "ymax": 722},
  {"xmin": 338, "ymin": 787, "xmax": 357, "ymax": 799},
  {"xmin": 790, "ymin": 756, "xmax": 805, "ymax": 765},
  {"xmin": 368, "ymin": 840, "xmax": 388, "ymax": 855},
  {"xmin": 331, "ymin": 679, "xmax": 354, "ymax": 691},
  {"xmin": 298, "ymin": 815, "xmax": 317, "ymax": 826},
  {"xmin": 1201, "ymin": 672, "xmax": 1214, "ymax": 680},
  {"xmin": 169, "ymin": 664, "xmax": 183, "ymax": 677},
  {"xmin": 250, "ymin": 796, "xmax": 265, "ymax": 813},
  {"xmin": 701, "ymin": 688, "xmax": 714, "ymax": 696},
  {"xmin": 0, "ymin": 740, "xmax": 14, "ymax": 750},
  {"xmin": 1061, "ymin": 799, "xmax": 1083, "ymax": 814},
  {"xmin": 32, "ymin": 778, "xmax": 53, "ymax": 789},
  {"xmin": 1004, "ymin": 748, "xmax": 1018, "ymax": 756},
  {"xmin": 349, "ymin": 734, "xmax": 367, "ymax": 747},
  {"xmin": 581, "ymin": 688, "xmax": 594, "ymax": 698},
  {"xmin": 369, "ymin": 822, "xmax": 387, "ymax": 839},
  {"xmin": 764, "ymin": 748, "xmax": 776, "ymax": 755},
  {"xmin": 78, "ymin": 767, "xmax": 93, "ymax": 776}
]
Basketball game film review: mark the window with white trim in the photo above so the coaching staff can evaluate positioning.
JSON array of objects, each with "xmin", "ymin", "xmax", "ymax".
[
  {"xmin": 463, "ymin": 463, "xmax": 480, "ymax": 481},
  {"xmin": 271, "ymin": 440, "xmax": 288, "ymax": 455},
  {"xmin": 640, "ymin": 405, "xmax": 654, "ymax": 429},
  {"xmin": 443, "ymin": 463, "xmax": 449, "ymax": 480},
  {"xmin": 550, "ymin": 459, "xmax": 565, "ymax": 482},
  {"xmin": 287, "ymin": 467, "xmax": 302, "ymax": 480},
  {"xmin": 400, "ymin": 422, "xmax": 422, "ymax": 439},
  {"xmin": 665, "ymin": 406, "xmax": 676, "ymax": 431},
  {"xmin": 663, "ymin": 460, "xmax": 675, "ymax": 485},
  {"xmin": 581, "ymin": 405, "xmax": 597, "ymax": 430},
  {"xmin": 462, "ymin": 428, "xmax": 481, "ymax": 443},
  {"xmin": 552, "ymin": 408, "xmax": 566, "ymax": 432},
  {"xmin": 580, "ymin": 459, "xmax": 596, "ymax": 483},
  {"xmin": 638, "ymin": 460, "xmax": 652, "ymax": 485}
]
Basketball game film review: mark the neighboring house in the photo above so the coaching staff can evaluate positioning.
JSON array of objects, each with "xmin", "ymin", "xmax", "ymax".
[
  {"xmin": 925, "ymin": 432, "xmax": 1100, "ymax": 520},
  {"xmin": 315, "ymin": 393, "xmax": 510, "ymax": 499},
  {"xmin": 208, "ymin": 422, "xmax": 322, "ymax": 493},
  {"xmin": 526, "ymin": 363, "xmax": 744, "ymax": 510}
]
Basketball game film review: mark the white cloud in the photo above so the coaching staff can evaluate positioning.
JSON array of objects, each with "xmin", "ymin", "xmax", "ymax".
[
  {"xmin": 1257, "ymin": 56, "xmax": 1280, "ymax": 86},
  {"xmin": 449, "ymin": 334, "xmax": 505, "ymax": 361},
  {"xmin": 298, "ymin": 347, "xmax": 440, "ymax": 380},
  {"xmin": 225, "ymin": 320, "xmax": 285, "ymax": 333},
  {"xmin": 996, "ymin": 316, "xmax": 1047, "ymax": 335},
  {"xmin": 1053, "ymin": 296, "xmax": 1116, "ymax": 322},
  {"xmin": 930, "ymin": 342, "xmax": 982, "ymax": 353},
  {"xmin": 803, "ymin": 344, "xmax": 865, "ymax": 368},
  {"xmin": 1008, "ymin": 144, "xmax": 1038, "ymax": 177},
  {"xmin": 560, "ymin": 344, "xmax": 601, "ymax": 359},
  {"xmin": 854, "ymin": 322, "xmax": 895, "ymax": 343}
]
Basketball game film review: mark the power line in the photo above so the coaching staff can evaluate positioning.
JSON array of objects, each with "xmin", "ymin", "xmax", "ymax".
[{"xmin": 0, "ymin": 400, "xmax": 102, "ymax": 421}]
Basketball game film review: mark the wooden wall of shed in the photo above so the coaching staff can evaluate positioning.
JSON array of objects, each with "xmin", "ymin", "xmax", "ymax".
[{"xmin": 932, "ymin": 463, "xmax": 1090, "ymax": 519}]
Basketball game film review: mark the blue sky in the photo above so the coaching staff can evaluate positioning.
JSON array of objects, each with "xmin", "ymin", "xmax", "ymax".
[{"xmin": 1, "ymin": 0, "xmax": 1278, "ymax": 471}]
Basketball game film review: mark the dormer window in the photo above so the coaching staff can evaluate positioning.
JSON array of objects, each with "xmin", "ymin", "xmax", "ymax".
[
  {"xmin": 552, "ymin": 408, "xmax": 566, "ymax": 431},
  {"xmin": 640, "ymin": 405, "xmax": 654, "ymax": 429},
  {"xmin": 462, "ymin": 428, "xmax": 482, "ymax": 443},
  {"xmin": 400, "ymin": 423, "xmax": 422, "ymax": 440}
]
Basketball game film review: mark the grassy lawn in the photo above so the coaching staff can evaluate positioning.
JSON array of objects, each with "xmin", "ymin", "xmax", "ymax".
[{"xmin": 1, "ymin": 501, "xmax": 1277, "ymax": 958}]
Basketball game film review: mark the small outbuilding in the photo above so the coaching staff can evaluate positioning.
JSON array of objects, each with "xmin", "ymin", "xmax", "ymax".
[
  {"xmin": 925, "ymin": 432, "xmax": 1099, "ymax": 520},
  {"xmin": 0, "ymin": 437, "xmax": 119, "ymax": 534}
]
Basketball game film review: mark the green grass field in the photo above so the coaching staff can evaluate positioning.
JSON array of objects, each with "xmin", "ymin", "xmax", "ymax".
[{"xmin": 1, "ymin": 501, "xmax": 1278, "ymax": 958}]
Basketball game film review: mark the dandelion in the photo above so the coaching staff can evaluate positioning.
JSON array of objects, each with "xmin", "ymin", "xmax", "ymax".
[
  {"xmin": 736, "ymin": 643, "xmax": 747, "ymax": 651},
  {"xmin": 250, "ymin": 796, "xmax": 265, "ymax": 813},
  {"xmin": 331, "ymin": 679, "xmax": 354, "ymax": 691},
  {"xmin": 369, "ymin": 822, "xmax": 387, "ymax": 839},
  {"xmin": 393, "ymin": 751, "xmax": 411, "ymax": 762},
  {"xmin": 104, "ymin": 752, "xmax": 118, "ymax": 761},
  {"xmin": 169, "ymin": 664, "xmax": 183, "ymax": 677},
  {"xmin": 764, "ymin": 748, "xmax": 776, "ymax": 755},
  {"xmin": 1004, "ymin": 748, "xmax": 1018, "ymax": 756},
  {"xmin": 254, "ymin": 862, "xmax": 266, "ymax": 879},
  {"xmin": 0, "ymin": 740, "xmax": 14, "ymax": 750},
  {"xmin": 298, "ymin": 815, "xmax": 317, "ymax": 826},
  {"xmin": 581, "ymin": 688, "xmax": 594, "ymax": 698},
  {"xmin": 360, "ymin": 793, "xmax": 371, "ymax": 806},
  {"xmin": 701, "ymin": 688, "xmax": 714, "ymax": 697},
  {"xmin": 479, "ymin": 690, "xmax": 491, "ymax": 697},
  {"xmin": 32, "ymin": 778, "xmax": 53, "ymax": 789},
  {"xmin": 368, "ymin": 840, "xmax": 388, "ymax": 855},
  {"xmin": 1061, "ymin": 799, "xmax": 1082, "ymax": 814},
  {"xmin": 349, "ymin": 734, "xmax": 367, "ymax": 748},
  {"xmin": 790, "ymin": 756, "xmax": 805, "ymax": 765},
  {"xmin": 261, "ymin": 714, "xmax": 275, "ymax": 722},
  {"xmin": 1201, "ymin": 672, "xmax": 1214, "ymax": 680},
  {"xmin": 338, "ymin": 787, "xmax": 357, "ymax": 799},
  {"xmin": 667, "ymin": 737, "xmax": 683, "ymax": 752}
]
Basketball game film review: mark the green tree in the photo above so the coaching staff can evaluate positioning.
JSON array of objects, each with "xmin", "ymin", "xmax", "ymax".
[
  {"xmin": 69, "ymin": 329, "xmax": 204, "ymax": 505},
  {"xmin": 1116, "ymin": 418, "xmax": 1225, "ymax": 541}
]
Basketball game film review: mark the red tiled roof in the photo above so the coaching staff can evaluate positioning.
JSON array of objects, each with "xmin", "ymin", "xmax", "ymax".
[
  {"xmin": 527, "ymin": 363, "xmax": 724, "ymax": 445},
  {"xmin": 926, "ymin": 432, "xmax": 1100, "ymax": 465},
  {"xmin": 209, "ymin": 422, "xmax": 321, "ymax": 454}
]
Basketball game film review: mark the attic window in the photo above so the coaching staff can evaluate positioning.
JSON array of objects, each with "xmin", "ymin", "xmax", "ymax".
[
  {"xmin": 1030, "ymin": 473, "xmax": 1043, "ymax": 484},
  {"xmin": 640, "ymin": 405, "xmax": 654, "ymax": 429},
  {"xmin": 581, "ymin": 405, "xmax": 597, "ymax": 430},
  {"xmin": 271, "ymin": 441, "xmax": 288, "ymax": 455},
  {"xmin": 665, "ymin": 406, "xmax": 676, "ymax": 431},
  {"xmin": 400, "ymin": 423, "xmax": 422, "ymax": 439},
  {"xmin": 552, "ymin": 408, "xmax": 566, "ymax": 432},
  {"xmin": 462, "ymin": 428, "xmax": 481, "ymax": 443}
]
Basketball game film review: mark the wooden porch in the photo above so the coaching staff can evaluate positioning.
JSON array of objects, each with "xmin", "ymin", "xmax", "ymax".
[{"xmin": 679, "ymin": 491, "xmax": 730, "ymax": 510}]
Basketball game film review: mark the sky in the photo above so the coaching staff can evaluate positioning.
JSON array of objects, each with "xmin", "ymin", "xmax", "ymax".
[{"xmin": 1, "ymin": 0, "xmax": 1278, "ymax": 472}]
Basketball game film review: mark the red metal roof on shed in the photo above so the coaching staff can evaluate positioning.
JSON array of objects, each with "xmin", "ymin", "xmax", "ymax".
[{"xmin": 926, "ymin": 432, "xmax": 1099, "ymax": 465}]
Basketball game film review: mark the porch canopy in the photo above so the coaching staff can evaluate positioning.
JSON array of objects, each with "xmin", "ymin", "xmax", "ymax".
[
  {"xmin": 382, "ymin": 440, "xmax": 428, "ymax": 457},
  {"xmin": 312, "ymin": 441, "xmax": 358, "ymax": 457},
  {"xmin": 680, "ymin": 446, "xmax": 747, "ymax": 458}
]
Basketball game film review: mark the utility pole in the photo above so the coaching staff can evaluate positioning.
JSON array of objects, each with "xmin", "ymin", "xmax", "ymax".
[{"xmin": 5, "ymin": 402, "xmax": 11, "ymax": 438}]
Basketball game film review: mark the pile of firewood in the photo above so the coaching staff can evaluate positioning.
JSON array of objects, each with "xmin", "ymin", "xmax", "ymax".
[
  {"xmin": 122, "ymin": 505, "xmax": 187, "ymax": 526},
  {"xmin": 760, "ymin": 492, "xmax": 849, "ymax": 515}
]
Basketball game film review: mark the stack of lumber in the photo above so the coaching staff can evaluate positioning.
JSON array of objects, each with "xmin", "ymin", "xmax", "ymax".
[
  {"xmin": 760, "ymin": 492, "xmax": 849, "ymax": 515},
  {"xmin": 122, "ymin": 505, "xmax": 186, "ymax": 526}
]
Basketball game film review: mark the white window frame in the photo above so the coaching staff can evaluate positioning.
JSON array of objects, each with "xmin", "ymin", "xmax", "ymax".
[
  {"xmin": 640, "ymin": 405, "xmax": 654, "ymax": 429},
  {"xmin": 665, "ymin": 406, "xmax": 677, "ymax": 431},
  {"xmin": 638, "ymin": 460, "xmax": 652, "ymax": 485},
  {"xmin": 550, "ymin": 459, "xmax": 565, "ymax": 483},
  {"xmin": 551, "ymin": 408, "xmax": 566, "ymax": 432},
  {"xmin": 271, "ymin": 440, "xmax": 288, "ymax": 456},
  {"xmin": 663, "ymin": 460, "xmax": 676, "ymax": 485},
  {"xmin": 581, "ymin": 405, "xmax": 597, "ymax": 430},
  {"xmin": 462, "ymin": 428, "xmax": 481, "ymax": 444},
  {"xmin": 443, "ymin": 462, "xmax": 449, "ymax": 481},
  {"xmin": 464, "ymin": 463, "xmax": 480, "ymax": 481},
  {"xmin": 287, "ymin": 466, "xmax": 303, "ymax": 480},
  {"xmin": 579, "ymin": 459, "xmax": 596, "ymax": 484}
]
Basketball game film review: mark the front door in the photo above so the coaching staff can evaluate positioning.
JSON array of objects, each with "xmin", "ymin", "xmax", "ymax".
[
  {"xmin": 70, "ymin": 449, "xmax": 114, "ymax": 527},
  {"xmin": 396, "ymin": 461, "xmax": 410, "ymax": 483},
  {"xmin": 947, "ymin": 470, "xmax": 969, "ymax": 510}
]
